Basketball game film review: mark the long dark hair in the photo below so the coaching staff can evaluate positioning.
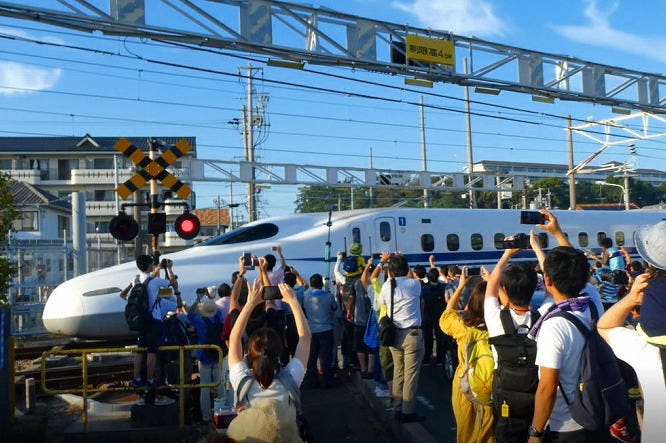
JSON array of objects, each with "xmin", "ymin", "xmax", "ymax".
[
  {"xmin": 464, "ymin": 281, "xmax": 488, "ymax": 330},
  {"xmin": 247, "ymin": 327, "xmax": 283, "ymax": 389}
]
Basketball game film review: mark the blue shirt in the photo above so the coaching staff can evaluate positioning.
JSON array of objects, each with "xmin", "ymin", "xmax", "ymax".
[
  {"xmin": 303, "ymin": 288, "xmax": 338, "ymax": 333},
  {"xmin": 187, "ymin": 310, "xmax": 224, "ymax": 364}
]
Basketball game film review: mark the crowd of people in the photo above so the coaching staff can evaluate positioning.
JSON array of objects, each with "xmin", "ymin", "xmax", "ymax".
[{"xmin": 119, "ymin": 212, "xmax": 665, "ymax": 443}]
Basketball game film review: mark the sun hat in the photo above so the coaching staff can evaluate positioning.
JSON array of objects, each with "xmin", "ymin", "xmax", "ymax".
[
  {"xmin": 350, "ymin": 242, "xmax": 362, "ymax": 256},
  {"xmin": 633, "ymin": 221, "xmax": 666, "ymax": 270},
  {"xmin": 197, "ymin": 298, "xmax": 218, "ymax": 318}
]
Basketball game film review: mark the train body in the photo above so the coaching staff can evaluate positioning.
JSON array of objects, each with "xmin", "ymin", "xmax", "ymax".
[{"xmin": 42, "ymin": 207, "xmax": 665, "ymax": 338}]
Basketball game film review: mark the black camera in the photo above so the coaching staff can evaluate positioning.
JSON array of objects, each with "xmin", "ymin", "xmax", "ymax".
[
  {"xmin": 502, "ymin": 233, "xmax": 530, "ymax": 249},
  {"xmin": 196, "ymin": 287, "xmax": 208, "ymax": 295},
  {"xmin": 160, "ymin": 258, "xmax": 173, "ymax": 269}
]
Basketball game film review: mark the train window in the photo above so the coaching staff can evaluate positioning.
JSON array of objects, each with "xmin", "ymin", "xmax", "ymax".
[
  {"xmin": 446, "ymin": 234, "xmax": 459, "ymax": 251},
  {"xmin": 597, "ymin": 232, "xmax": 607, "ymax": 246},
  {"xmin": 471, "ymin": 233, "xmax": 483, "ymax": 251},
  {"xmin": 538, "ymin": 233, "xmax": 549, "ymax": 249},
  {"xmin": 379, "ymin": 221, "xmax": 391, "ymax": 242},
  {"xmin": 351, "ymin": 227, "xmax": 361, "ymax": 244},
  {"xmin": 199, "ymin": 223, "xmax": 279, "ymax": 246},
  {"xmin": 421, "ymin": 234, "xmax": 434, "ymax": 252},
  {"xmin": 615, "ymin": 231, "xmax": 625, "ymax": 247},
  {"xmin": 578, "ymin": 232, "xmax": 588, "ymax": 248},
  {"xmin": 421, "ymin": 219, "xmax": 431, "ymax": 223},
  {"xmin": 494, "ymin": 233, "xmax": 505, "ymax": 249}
]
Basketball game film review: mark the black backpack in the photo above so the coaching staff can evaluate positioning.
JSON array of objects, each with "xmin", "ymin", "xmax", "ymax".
[
  {"xmin": 124, "ymin": 276, "xmax": 156, "ymax": 331},
  {"xmin": 552, "ymin": 303, "xmax": 629, "ymax": 431},
  {"xmin": 162, "ymin": 313, "xmax": 191, "ymax": 361},
  {"xmin": 488, "ymin": 308, "xmax": 540, "ymax": 442},
  {"xmin": 202, "ymin": 314, "xmax": 227, "ymax": 361}
]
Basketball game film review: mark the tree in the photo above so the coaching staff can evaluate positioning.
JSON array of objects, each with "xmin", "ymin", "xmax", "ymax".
[{"xmin": 0, "ymin": 174, "xmax": 17, "ymax": 305}]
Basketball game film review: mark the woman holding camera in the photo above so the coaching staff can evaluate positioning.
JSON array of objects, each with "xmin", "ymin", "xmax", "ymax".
[{"xmin": 228, "ymin": 280, "xmax": 311, "ymax": 409}]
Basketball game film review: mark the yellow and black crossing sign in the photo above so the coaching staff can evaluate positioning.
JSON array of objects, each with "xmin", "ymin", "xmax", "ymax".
[{"xmin": 114, "ymin": 138, "xmax": 192, "ymax": 200}]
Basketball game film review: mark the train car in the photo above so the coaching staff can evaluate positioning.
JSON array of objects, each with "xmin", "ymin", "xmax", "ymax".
[{"xmin": 42, "ymin": 207, "xmax": 665, "ymax": 339}]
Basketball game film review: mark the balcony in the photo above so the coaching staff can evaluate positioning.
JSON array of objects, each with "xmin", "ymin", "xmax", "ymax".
[
  {"xmin": 1, "ymin": 169, "xmax": 40, "ymax": 184},
  {"xmin": 85, "ymin": 201, "xmax": 118, "ymax": 217},
  {"xmin": 71, "ymin": 169, "xmax": 131, "ymax": 185}
]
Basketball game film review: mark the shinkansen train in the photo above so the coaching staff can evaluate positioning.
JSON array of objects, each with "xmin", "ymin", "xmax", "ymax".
[{"xmin": 42, "ymin": 207, "xmax": 665, "ymax": 339}]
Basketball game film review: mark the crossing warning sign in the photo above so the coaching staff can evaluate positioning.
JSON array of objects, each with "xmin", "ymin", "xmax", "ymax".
[{"xmin": 114, "ymin": 138, "xmax": 192, "ymax": 200}]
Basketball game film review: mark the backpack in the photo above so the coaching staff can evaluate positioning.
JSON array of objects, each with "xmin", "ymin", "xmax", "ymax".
[
  {"xmin": 459, "ymin": 325, "xmax": 494, "ymax": 405},
  {"xmin": 343, "ymin": 255, "xmax": 360, "ymax": 274},
  {"xmin": 124, "ymin": 276, "xmax": 156, "ymax": 331},
  {"xmin": 162, "ymin": 313, "xmax": 191, "ymax": 361},
  {"xmin": 202, "ymin": 315, "xmax": 227, "ymax": 361},
  {"xmin": 488, "ymin": 308, "xmax": 540, "ymax": 440},
  {"xmin": 552, "ymin": 303, "xmax": 629, "ymax": 431},
  {"xmin": 234, "ymin": 367, "xmax": 313, "ymax": 442}
]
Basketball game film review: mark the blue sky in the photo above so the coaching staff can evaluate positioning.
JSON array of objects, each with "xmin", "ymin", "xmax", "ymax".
[{"xmin": 0, "ymin": 0, "xmax": 665, "ymax": 219}]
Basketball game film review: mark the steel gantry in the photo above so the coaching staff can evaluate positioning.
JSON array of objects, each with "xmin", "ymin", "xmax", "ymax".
[{"xmin": 0, "ymin": 0, "xmax": 665, "ymax": 113}]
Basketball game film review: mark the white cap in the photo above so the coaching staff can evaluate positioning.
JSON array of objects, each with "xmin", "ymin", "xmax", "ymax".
[{"xmin": 634, "ymin": 220, "xmax": 666, "ymax": 270}]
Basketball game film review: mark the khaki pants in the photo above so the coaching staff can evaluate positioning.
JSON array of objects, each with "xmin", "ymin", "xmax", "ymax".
[{"xmin": 389, "ymin": 328, "xmax": 424, "ymax": 415}]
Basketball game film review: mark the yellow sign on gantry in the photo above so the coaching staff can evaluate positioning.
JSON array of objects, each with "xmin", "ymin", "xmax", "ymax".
[
  {"xmin": 114, "ymin": 138, "xmax": 192, "ymax": 200},
  {"xmin": 405, "ymin": 34, "xmax": 454, "ymax": 66}
]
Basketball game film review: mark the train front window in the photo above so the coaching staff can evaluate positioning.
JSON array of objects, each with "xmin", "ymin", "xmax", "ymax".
[{"xmin": 199, "ymin": 223, "xmax": 279, "ymax": 246}]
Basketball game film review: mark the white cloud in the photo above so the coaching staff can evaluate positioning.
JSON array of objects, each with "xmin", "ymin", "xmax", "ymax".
[
  {"xmin": 0, "ymin": 62, "xmax": 62, "ymax": 95},
  {"xmin": 391, "ymin": 0, "xmax": 506, "ymax": 37},
  {"xmin": 551, "ymin": 0, "xmax": 666, "ymax": 64}
]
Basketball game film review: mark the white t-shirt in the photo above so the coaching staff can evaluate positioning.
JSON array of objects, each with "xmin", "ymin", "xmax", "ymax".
[
  {"xmin": 608, "ymin": 327, "xmax": 666, "ymax": 443},
  {"xmin": 229, "ymin": 358, "xmax": 305, "ymax": 407},
  {"xmin": 484, "ymin": 297, "xmax": 536, "ymax": 367},
  {"xmin": 534, "ymin": 307, "xmax": 591, "ymax": 432}
]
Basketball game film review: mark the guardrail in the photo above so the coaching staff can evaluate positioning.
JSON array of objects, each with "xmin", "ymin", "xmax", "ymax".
[{"xmin": 40, "ymin": 344, "xmax": 224, "ymax": 432}]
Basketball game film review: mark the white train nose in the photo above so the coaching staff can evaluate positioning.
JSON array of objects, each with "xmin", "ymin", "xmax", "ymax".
[{"xmin": 42, "ymin": 280, "xmax": 84, "ymax": 336}]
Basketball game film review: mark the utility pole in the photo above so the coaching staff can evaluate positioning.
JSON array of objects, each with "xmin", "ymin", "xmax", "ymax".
[
  {"xmin": 113, "ymin": 154, "xmax": 121, "ymax": 264},
  {"xmin": 368, "ymin": 147, "xmax": 374, "ymax": 208},
  {"xmin": 214, "ymin": 196, "xmax": 222, "ymax": 235},
  {"xmin": 240, "ymin": 64, "xmax": 257, "ymax": 222},
  {"xmin": 567, "ymin": 115, "xmax": 576, "ymax": 210},
  {"xmin": 463, "ymin": 59, "xmax": 476, "ymax": 208},
  {"xmin": 420, "ymin": 96, "xmax": 430, "ymax": 208}
]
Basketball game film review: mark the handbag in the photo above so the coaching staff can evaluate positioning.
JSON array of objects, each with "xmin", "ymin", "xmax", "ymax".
[
  {"xmin": 377, "ymin": 278, "xmax": 396, "ymax": 347},
  {"xmin": 363, "ymin": 308, "xmax": 380, "ymax": 349}
]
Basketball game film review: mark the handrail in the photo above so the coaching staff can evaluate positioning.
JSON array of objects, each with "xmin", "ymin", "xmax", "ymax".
[{"xmin": 40, "ymin": 344, "xmax": 224, "ymax": 431}]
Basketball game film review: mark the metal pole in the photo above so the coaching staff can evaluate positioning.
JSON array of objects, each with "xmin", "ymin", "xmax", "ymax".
[
  {"xmin": 567, "ymin": 115, "xmax": 577, "ymax": 210},
  {"xmin": 147, "ymin": 139, "xmax": 161, "ymax": 257},
  {"xmin": 216, "ymin": 196, "xmax": 221, "ymax": 235},
  {"xmin": 113, "ymin": 155, "xmax": 122, "ymax": 264},
  {"xmin": 623, "ymin": 168, "xmax": 630, "ymax": 210},
  {"xmin": 72, "ymin": 192, "xmax": 87, "ymax": 276},
  {"xmin": 420, "ymin": 96, "xmax": 429, "ymax": 208},
  {"xmin": 368, "ymin": 147, "xmax": 374, "ymax": 208},
  {"xmin": 463, "ymin": 59, "xmax": 476, "ymax": 208}
]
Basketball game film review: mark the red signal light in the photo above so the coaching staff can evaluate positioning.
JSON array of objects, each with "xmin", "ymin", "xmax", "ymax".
[
  {"xmin": 109, "ymin": 211, "xmax": 139, "ymax": 242},
  {"xmin": 174, "ymin": 211, "xmax": 200, "ymax": 240}
]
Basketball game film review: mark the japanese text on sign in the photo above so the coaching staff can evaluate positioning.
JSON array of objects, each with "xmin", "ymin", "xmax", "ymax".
[{"xmin": 405, "ymin": 34, "xmax": 454, "ymax": 66}]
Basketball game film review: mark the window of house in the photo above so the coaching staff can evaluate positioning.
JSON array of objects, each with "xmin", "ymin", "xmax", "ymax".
[
  {"xmin": 578, "ymin": 232, "xmax": 589, "ymax": 248},
  {"xmin": 13, "ymin": 211, "xmax": 38, "ymax": 231},
  {"xmin": 93, "ymin": 158, "xmax": 114, "ymax": 169},
  {"xmin": 421, "ymin": 234, "xmax": 434, "ymax": 252},
  {"xmin": 494, "ymin": 233, "xmax": 505, "ymax": 249},
  {"xmin": 447, "ymin": 234, "xmax": 459, "ymax": 251},
  {"xmin": 58, "ymin": 216, "xmax": 69, "ymax": 238},
  {"xmin": 379, "ymin": 222, "xmax": 391, "ymax": 242},
  {"xmin": 471, "ymin": 233, "xmax": 483, "ymax": 251},
  {"xmin": 615, "ymin": 231, "xmax": 625, "ymax": 247}
]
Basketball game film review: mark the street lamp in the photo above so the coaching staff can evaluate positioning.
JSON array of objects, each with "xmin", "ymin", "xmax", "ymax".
[{"xmin": 595, "ymin": 181, "xmax": 629, "ymax": 210}]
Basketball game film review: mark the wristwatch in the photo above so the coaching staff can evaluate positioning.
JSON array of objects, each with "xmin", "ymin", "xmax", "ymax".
[
  {"xmin": 527, "ymin": 426, "xmax": 544, "ymax": 438},
  {"xmin": 174, "ymin": 291, "xmax": 181, "ymax": 296}
]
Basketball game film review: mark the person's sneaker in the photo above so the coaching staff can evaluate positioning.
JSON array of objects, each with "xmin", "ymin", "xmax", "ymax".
[
  {"xmin": 129, "ymin": 378, "xmax": 144, "ymax": 389},
  {"xmin": 610, "ymin": 418, "xmax": 632, "ymax": 443},
  {"xmin": 145, "ymin": 380, "xmax": 158, "ymax": 391}
]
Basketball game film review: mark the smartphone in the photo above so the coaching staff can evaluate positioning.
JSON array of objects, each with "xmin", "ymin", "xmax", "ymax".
[
  {"xmin": 243, "ymin": 252, "xmax": 254, "ymax": 268},
  {"xmin": 262, "ymin": 285, "xmax": 282, "ymax": 300},
  {"xmin": 520, "ymin": 210, "xmax": 545, "ymax": 225}
]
